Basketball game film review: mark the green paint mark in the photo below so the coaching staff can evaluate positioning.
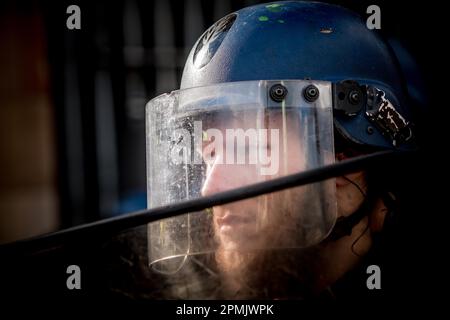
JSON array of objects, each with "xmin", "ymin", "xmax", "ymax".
[
  {"xmin": 266, "ymin": 3, "xmax": 283, "ymax": 12},
  {"xmin": 278, "ymin": 19, "xmax": 285, "ymax": 23},
  {"xmin": 259, "ymin": 16, "xmax": 269, "ymax": 21}
]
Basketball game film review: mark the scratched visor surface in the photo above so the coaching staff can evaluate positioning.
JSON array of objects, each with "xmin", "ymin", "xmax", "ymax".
[{"xmin": 145, "ymin": 80, "xmax": 337, "ymax": 275}]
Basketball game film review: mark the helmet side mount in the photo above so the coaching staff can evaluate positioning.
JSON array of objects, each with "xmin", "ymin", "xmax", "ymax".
[{"xmin": 333, "ymin": 80, "xmax": 413, "ymax": 147}]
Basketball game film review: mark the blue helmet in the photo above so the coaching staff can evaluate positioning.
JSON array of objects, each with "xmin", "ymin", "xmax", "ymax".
[{"xmin": 181, "ymin": 1, "xmax": 415, "ymax": 150}]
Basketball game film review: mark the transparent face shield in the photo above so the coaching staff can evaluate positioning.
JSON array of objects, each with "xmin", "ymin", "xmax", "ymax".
[{"xmin": 146, "ymin": 80, "xmax": 337, "ymax": 278}]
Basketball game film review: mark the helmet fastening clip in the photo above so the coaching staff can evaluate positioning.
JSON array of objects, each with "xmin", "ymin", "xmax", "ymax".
[
  {"xmin": 333, "ymin": 81, "xmax": 413, "ymax": 147},
  {"xmin": 365, "ymin": 86, "xmax": 413, "ymax": 147}
]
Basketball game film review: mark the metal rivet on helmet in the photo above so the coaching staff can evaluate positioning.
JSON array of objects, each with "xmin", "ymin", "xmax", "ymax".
[
  {"xmin": 269, "ymin": 84, "xmax": 288, "ymax": 102},
  {"xmin": 304, "ymin": 85, "xmax": 319, "ymax": 102}
]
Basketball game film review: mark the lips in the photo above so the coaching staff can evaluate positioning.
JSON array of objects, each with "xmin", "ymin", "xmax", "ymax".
[{"xmin": 216, "ymin": 213, "xmax": 254, "ymax": 234}]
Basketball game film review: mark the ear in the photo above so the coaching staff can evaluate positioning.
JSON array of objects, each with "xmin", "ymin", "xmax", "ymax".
[{"xmin": 369, "ymin": 198, "xmax": 388, "ymax": 233}]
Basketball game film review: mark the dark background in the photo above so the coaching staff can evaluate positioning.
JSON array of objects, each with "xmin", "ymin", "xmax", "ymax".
[
  {"xmin": 0, "ymin": 0, "xmax": 445, "ymax": 308},
  {"xmin": 0, "ymin": 0, "xmax": 439, "ymax": 242}
]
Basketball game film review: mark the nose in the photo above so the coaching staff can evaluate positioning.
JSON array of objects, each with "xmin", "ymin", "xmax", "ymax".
[
  {"xmin": 201, "ymin": 160, "xmax": 253, "ymax": 196},
  {"xmin": 202, "ymin": 161, "xmax": 236, "ymax": 196}
]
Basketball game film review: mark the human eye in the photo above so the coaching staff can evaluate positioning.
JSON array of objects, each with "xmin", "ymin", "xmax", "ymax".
[{"xmin": 202, "ymin": 131, "xmax": 216, "ymax": 165}]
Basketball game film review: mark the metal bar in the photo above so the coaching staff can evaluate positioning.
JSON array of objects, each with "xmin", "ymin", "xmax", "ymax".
[{"xmin": 0, "ymin": 150, "xmax": 414, "ymax": 257}]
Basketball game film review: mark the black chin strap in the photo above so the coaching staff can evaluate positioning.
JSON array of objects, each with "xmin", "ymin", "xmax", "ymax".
[{"xmin": 325, "ymin": 197, "xmax": 372, "ymax": 242}]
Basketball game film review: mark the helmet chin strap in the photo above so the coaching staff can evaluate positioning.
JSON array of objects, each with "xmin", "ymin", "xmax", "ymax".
[
  {"xmin": 324, "ymin": 198, "xmax": 370, "ymax": 242},
  {"xmin": 324, "ymin": 175, "xmax": 372, "ymax": 242}
]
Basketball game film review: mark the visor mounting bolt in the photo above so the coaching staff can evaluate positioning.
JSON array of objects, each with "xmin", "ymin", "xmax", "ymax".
[
  {"xmin": 304, "ymin": 85, "xmax": 319, "ymax": 102},
  {"xmin": 270, "ymin": 84, "xmax": 288, "ymax": 102},
  {"xmin": 349, "ymin": 90, "xmax": 361, "ymax": 105},
  {"xmin": 367, "ymin": 126, "xmax": 374, "ymax": 135}
]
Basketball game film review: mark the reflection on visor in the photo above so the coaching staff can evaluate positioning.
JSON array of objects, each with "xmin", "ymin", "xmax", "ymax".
[{"xmin": 145, "ymin": 81, "xmax": 337, "ymax": 284}]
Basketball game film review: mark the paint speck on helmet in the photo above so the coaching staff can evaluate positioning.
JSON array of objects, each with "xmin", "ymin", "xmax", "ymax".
[
  {"xmin": 266, "ymin": 3, "xmax": 283, "ymax": 12},
  {"xmin": 320, "ymin": 27, "xmax": 333, "ymax": 34}
]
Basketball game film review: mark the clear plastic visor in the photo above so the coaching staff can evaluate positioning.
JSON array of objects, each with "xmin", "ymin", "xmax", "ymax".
[{"xmin": 146, "ymin": 80, "xmax": 336, "ymax": 274}]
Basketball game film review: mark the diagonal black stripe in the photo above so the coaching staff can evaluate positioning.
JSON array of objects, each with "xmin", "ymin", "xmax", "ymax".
[{"xmin": 0, "ymin": 150, "xmax": 414, "ymax": 257}]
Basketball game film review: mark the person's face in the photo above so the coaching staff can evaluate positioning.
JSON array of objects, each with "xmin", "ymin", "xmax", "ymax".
[
  {"xmin": 335, "ymin": 151, "xmax": 368, "ymax": 218},
  {"xmin": 200, "ymin": 112, "xmax": 362, "ymax": 252},
  {"xmin": 201, "ymin": 113, "xmax": 305, "ymax": 250},
  {"xmin": 198, "ymin": 111, "xmax": 368, "ymax": 298}
]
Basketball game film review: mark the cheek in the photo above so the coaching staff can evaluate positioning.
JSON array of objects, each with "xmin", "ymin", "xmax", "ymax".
[
  {"xmin": 336, "ymin": 172, "xmax": 367, "ymax": 217},
  {"xmin": 345, "ymin": 171, "xmax": 366, "ymax": 185},
  {"xmin": 282, "ymin": 145, "xmax": 305, "ymax": 174},
  {"xmin": 337, "ymin": 187, "xmax": 358, "ymax": 217}
]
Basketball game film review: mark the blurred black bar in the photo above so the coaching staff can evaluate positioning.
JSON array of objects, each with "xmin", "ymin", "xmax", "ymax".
[{"xmin": 0, "ymin": 150, "xmax": 415, "ymax": 258}]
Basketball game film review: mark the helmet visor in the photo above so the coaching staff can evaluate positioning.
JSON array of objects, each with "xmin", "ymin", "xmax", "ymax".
[{"xmin": 146, "ymin": 80, "xmax": 337, "ymax": 274}]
